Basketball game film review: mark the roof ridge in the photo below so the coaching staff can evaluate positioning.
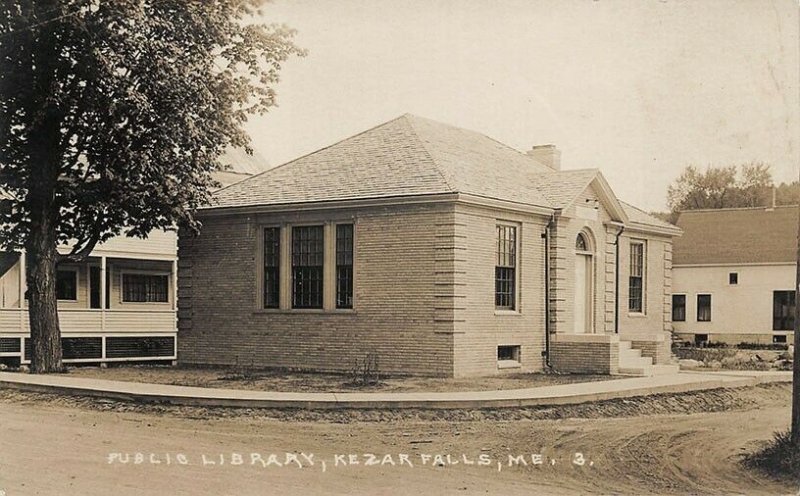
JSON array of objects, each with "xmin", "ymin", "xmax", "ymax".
[
  {"xmin": 401, "ymin": 115, "xmax": 457, "ymax": 193},
  {"xmin": 678, "ymin": 204, "xmax": 799, "ymax": 214},
  {"xmin": 403, "ymin": 113, "xmax": 555, "ymax": 172}
]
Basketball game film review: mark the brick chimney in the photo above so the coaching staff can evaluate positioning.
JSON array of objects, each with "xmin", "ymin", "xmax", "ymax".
[{"xmin": 527, "ymin": 144, "xmax": 561, "ymax": 171}]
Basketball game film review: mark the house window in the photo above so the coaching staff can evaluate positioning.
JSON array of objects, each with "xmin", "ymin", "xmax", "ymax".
[
  {"xmin": 672, "ymin": 294, "xmax": 686, "ymax": 322},
  {"xmin": 628, "ymin": 241, "xmax": 645, "ymax": 313},
  {"xmin": 495, "ymin": 225, "xmax": 516, "ymax": 310},
  {"xmin": 292, "ymin": 225, "xmax": 324, "ymax": 309},
  {"xmin": 697, "ymin": 294, "xmax": 711, "ymax": 322},
  {"xmin": 122, "ymin": 274, "xmax": 168, "ymax": 303},
  {"xmin": 773, "ymin": 290, "xmax": 795, "ymax": 331},
  {"xmin": 56, "ymin": 270, "xmax": 77, "ymax": 301},
  {"xmin": 335, "ymin": 224, "xmax": 354, "ymax": 309},
  {"xmin": 729, "ymin": 272, "xmax": 738, "ymax": 285},
  {"xmin": 263, "ymin": 227, "xmax": 280, "ymax": 309}
]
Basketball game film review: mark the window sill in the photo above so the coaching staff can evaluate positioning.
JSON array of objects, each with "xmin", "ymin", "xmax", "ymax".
[
  {"xmin": 494, "ymin": 310, "xmax": 521, "ymax": 316},
  {"xmin": 627, "ymin": 313, "xmax": 647, "ymax": 318},
  {"xmin": 120, "ymin": 301, "xmax": 172, "ymax": 306},
  {"xmin": 253, "ymin": 308, "xmax": 357, "ymax": 315},
  {"xmin": 497, "ymin": 360, "xmax": 521, "ymax": 369}
]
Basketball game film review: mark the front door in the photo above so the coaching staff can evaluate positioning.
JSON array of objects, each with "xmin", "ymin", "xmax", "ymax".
[{"xmin": 574, "ymin": 254, "xmax": 593, "ymax": 333}]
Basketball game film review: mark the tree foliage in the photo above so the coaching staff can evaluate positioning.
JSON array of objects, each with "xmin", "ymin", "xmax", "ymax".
[
  {"xmin": 667, "ymin": 163, "xmax": 776, "ymax": 212},
  {"xmin": 1, "ymin": 0, "xmax": 304, "ymax": 254},
  {"xmin": 0, "ymin": 0, "xmax": 304, "ymax": 372}
]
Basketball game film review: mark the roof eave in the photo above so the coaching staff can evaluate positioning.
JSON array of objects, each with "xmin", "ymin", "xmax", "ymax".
[
  {"xmin": 198, "ymin": 192, "xmax": 462, "ymax": 217},
  {"xmin": 624, "ymin": 221, "xmax": 683, "ymax": 237},
  {"xmin": 200, "ymin": 191, "xmax": 556, "ymax": 218}
]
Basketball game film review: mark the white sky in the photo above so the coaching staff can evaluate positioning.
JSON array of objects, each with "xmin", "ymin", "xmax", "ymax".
[{"xmin": 245, "ymin": 0, "xmax": 800, "ymax": 211}]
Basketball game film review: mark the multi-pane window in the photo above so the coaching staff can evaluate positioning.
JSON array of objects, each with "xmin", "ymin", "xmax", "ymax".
[
  {"xmin": 628, "ymin": 241, "xmax": 645, "ymax": 313},
  {"xmin": 56, "ymin": 270, "xmax": 77, "ymax": 300},
  {"xmin": 335, "ymin": 224, "xmax": 354, "ymax": 309},
  {"xmin": 773, "ymin": 290, "xmax": 795, "ymax": 331},
  {"xmin": 697, "ymin": 294, "xmax": 711, "ymax": 322},
  {"xmin": 292, "ymin": 226, "xmax": 324, "ymax": 309},
  {"xmin": 263, "ymin": 227, "xmax": 280, "ymax": 308},
  {"xmin": 671, "ymin": 294, "xmax": 686, "ymax": 322},
  {"xmin": 495, "ymin": 225, "xmax": 516, "ymax": 310},
  {"xmin": 122, "ymin": 274, "xmax": 168, "ymax": 303}
]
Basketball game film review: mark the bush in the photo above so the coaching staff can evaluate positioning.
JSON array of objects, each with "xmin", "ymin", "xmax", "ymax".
[
  {"xmin": 346, "ymin": 353, "xmax": 381, "ymax": 387},
  {"xmin": 736, "ymin": 342, "xmax": 789, "ymax": 351},
  {"xmin": 743, "ymin": 430, "xmax": 800, "ymax": 483}
]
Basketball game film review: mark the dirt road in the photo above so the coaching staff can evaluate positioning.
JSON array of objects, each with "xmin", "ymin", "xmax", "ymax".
[{"xmin": 0, "ymin": 385, "xmax": 795, "ymax": 495}]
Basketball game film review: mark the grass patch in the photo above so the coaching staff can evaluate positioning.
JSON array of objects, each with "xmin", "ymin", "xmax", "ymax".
[{"xmin": 743, "ymin": 430, "xmax": 800, "ymax": 483}]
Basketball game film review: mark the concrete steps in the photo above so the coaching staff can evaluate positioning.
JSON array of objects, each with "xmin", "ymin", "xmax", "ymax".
[
  {"xmin": 617, "ymin": 340, "xmax": 680, "ymax": 377},
  {"xmin": 618, "ymin": 341, "xmax": 653, "ymax": 376}
]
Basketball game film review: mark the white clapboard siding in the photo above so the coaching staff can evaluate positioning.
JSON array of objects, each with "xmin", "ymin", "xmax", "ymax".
[
  {"xmin": 58, "ymin": 230, "xmax": 177, "ymax": 259},
  {"xmin": 104, "ymin": 310, "xmax": 176, "ymax": 333},
  {"xmin": 0, "ymin": 308, "xmax": 176, "ymax": 334},
  {"xmin": 0, "ymin": 309, "xmax": 23, "ymax": 333}
]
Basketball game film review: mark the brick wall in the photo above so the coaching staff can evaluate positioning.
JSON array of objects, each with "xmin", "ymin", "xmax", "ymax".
[
  {"xmin": 549, "ymin": 334, "xmax": 619, "ymax": 374},
  {"xmin": 629, "ymin": 331, "xmax": 672, "ymax": 364},
  {"xmin": 451, "ymin": 203, "xmax": 548, "ymax": 377},
  {"xmin": 618, "ymin": 231, "xmax": 672, "ymax": 335},
  {"xmin": 178, "ymin": 202, "xmax": 456, "ymax": 376}
]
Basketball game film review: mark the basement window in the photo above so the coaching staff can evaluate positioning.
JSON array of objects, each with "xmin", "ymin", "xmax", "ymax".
[
  {"xmin": 774, "ymin": 335, "xmax": 788, "ymax": 344},
  {"xmin": 497, "ymin": 345, "xmax": 521, "ymax": 368}
]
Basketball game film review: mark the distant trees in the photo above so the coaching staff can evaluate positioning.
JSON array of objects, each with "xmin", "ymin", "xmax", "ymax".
[{"xmin": 666, "ymin": 163, "xmax": 778, "ymax": 212}]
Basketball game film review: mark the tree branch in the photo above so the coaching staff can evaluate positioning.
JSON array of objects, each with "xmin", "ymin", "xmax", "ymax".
[{"xmin": 57, "ymin": 228, "xmax": 101, "ymax": 264}]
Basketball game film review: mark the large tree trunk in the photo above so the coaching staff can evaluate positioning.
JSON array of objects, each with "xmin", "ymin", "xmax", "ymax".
[
  {"xmin": 26, "ymin": 226, "xmax": 63, "ymax": 374},
  {"xmin": 25, "ymin": 153, "xmax": 63, "ymax": 373}
]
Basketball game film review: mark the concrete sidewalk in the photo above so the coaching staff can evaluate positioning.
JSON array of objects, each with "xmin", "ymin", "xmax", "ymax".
[{"xmin": 0, "ymin": 370, "xmax": 791, "ymax": 410}]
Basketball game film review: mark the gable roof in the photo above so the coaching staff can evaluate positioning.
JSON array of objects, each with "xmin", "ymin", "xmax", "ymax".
[
  {"xmin": 673, "ymin": 206, "xmax": 799, "ymax": 265},
  {"xmin": 211, "ymin": 114, "xmax": 554, "ymax": 210},
  {"xmin": 533, "ymin": 168, "xmax": 599, "ymax": 208},
  {"xmin": 212, "ymin": 147, "xmax": 271, "ymax": 188}
]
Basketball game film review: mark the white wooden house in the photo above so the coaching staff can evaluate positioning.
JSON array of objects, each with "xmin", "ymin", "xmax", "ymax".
[
  {"xmin": 0, "ymin": 149, "xmax": 268, "ymax": 365},
  {"xmin": 0, "ymin": 232, "xmax": 179, "ymax": 364}
]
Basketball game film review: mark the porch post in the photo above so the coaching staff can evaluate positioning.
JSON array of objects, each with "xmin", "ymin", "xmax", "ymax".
[
  {"xmin": 171, "ymin": 258, "xmax": 178, "ymax": 311},
  {"xmin": 100, "ymin": 256, "xmax": 107, "ymax": 331},
  {"xmin": 18, "ymin": 251, "xmax": 25, "ymax": 308},
  {"xmin": 18, "ymin": 251, "xmax": 26, "ymax": 331}
]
